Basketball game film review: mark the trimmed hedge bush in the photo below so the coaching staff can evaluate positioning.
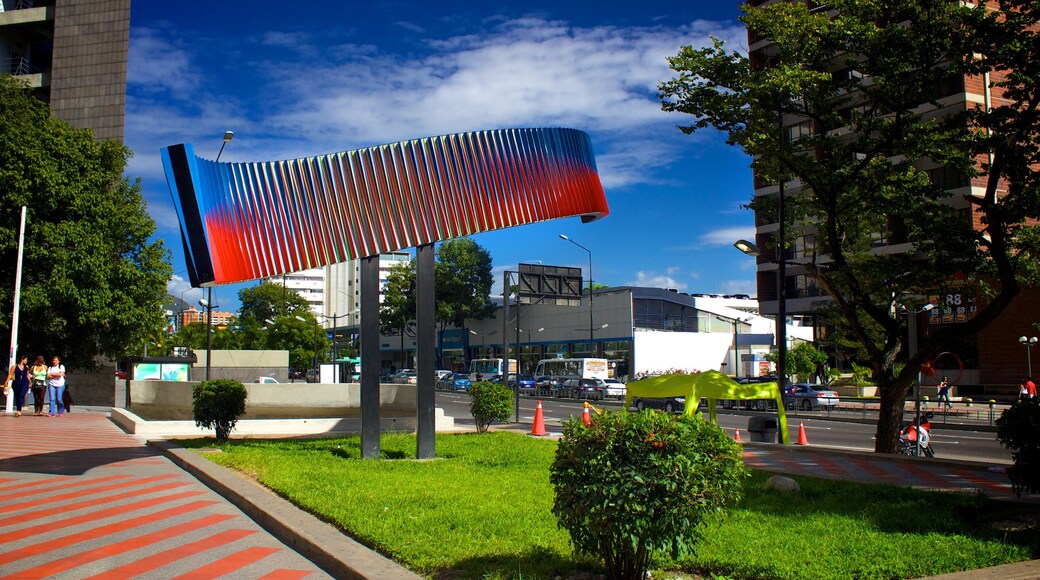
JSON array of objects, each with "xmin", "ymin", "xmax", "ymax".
[
  {"xmin": 192, "ymin": 379, "xmax": 248, "ymax": 442},
  {"xmin": 468, "ymin": 380, "xmax": 513, "ymax": 433},
  {"xmin": 551, "ymin": 410, "xmax": 747, "ymax": 580},
  {"xmin": 997, "ymin": 397, "xmax": 1040, "ymax": 495}
]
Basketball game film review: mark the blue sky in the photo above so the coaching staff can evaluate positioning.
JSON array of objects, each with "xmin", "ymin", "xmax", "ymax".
[{"xmin": 126, "ymin": 1, "xmax": 755, "ymax": 313}]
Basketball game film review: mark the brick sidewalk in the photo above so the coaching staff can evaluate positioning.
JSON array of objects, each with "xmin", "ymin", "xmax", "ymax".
[
  {"xmin": 741, "ymin": 444, "xmax": 1036, "ymax": 503},
  {"xmin": 0, "ymin": 411, "xmax": 331, "ymax": 579}
]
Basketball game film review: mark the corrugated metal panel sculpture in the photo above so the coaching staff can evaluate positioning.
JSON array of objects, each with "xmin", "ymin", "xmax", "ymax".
[{"xmin": 162, "ymin": 127, "xmax": 609, "ymax": 287}]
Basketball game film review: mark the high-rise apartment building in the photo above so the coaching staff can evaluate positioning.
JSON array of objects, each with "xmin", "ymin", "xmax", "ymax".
[
  {"xmin": 0, "ymin": 0, "xmax": 131, "ymax": 141},
  {"xmin": 266, "ymin": 251, "xmax": 412, "ymax": 329},
  {"xmin": 324, "ymin": 252, "xmax": 411, "ymax": 329},
  {"xmin": 744, "ymin": 0, "xmax": 1039, "ymax": 389}
]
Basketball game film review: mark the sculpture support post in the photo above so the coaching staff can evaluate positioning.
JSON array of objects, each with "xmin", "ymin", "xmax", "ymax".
[
  {"xmin": 360, "ymin": 256, "xmax": 380, "ymax": 459},
  {"xmin": 416, "ymin": 244, "xmax": 436, "ymax": 459}
]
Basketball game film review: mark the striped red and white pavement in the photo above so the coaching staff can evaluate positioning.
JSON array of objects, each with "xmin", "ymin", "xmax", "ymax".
[
  {"xmin": 0, "ymin": 411, "xmax": 330, "ymax": 579},
  {"xmin": 742, "ymin": 446, "xmax": 1033, "ymax": 502}
]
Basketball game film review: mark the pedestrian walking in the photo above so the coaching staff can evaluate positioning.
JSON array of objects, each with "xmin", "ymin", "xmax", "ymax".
[
  {"xmin": 30, "ymin": 355, "xmax": 47, "ymax": 416},
  {"xmin": 1027, "ymin": 377, "xmax": 1037, "ymax": 399},
  {"xmin": 937, "ymin": 376, "xmax": 952, "ymax": 409},
  {"xmin": 5, "ymin": 355, "xmax": 31, "ymax": 417},
  {"xmin": 46, "ymin": 355, "xmax": 67, "ymax": 417}
]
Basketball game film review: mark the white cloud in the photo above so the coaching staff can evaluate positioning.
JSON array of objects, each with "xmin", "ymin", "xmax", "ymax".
[
  {"xmin": 625, "ymin": 270, "xmax": 687, "ymax": 291},
  {"xmin": 699, "ymin": 226, "xmax": 756, "ymax": 247},
  {"xmin": 715, "ymin": 279, "xmax": 757, "ymax": 297},
  {"xmin": 167, "ymin": 275, "xmax": 204, "ymax": 304},
  {"xmin": 127, "ymin": 28, "xmax": 201, "ymax": 96}
]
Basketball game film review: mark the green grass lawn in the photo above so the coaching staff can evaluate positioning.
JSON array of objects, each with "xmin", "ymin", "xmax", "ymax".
[{"xmin": 180, "ymin": 432, "xmax": 1038, "ymax": 579}]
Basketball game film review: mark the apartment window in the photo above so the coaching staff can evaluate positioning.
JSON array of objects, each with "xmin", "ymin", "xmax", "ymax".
[
  {"xmin": 787, "ymin": 274, "xmax": 821, "ymax": 299},
  {"xmin": 926, "ymin": 165, "xmax": 970, "ymax": 190},
  {"xmin": 792, "ymin": 234, "xmax": 816, "ymax": 259},
  {"xmin": 787, "ymin": 119, "xmax": 814, "ymax": 142},
  {"xmin": 929, "ymin": 75, "xmax": 965, "ymax": 100}
]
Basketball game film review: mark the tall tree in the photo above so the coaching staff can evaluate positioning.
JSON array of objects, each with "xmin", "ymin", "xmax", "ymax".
[
  {"xmin": 435, "ymin": 238, "xmax": 496, "ymax": 329},
  {"xmin": 380, "ymin": 261, "xmax": 416, "ymax": 365},
  {"xmin": 659, "ymin": 1, "xmax": 1040, "ymax": 452},
  {"xmin": 379, "ymin": 239, "xmax": 496, "ymax": 365},
  {"xmin": 238, "ymin": 280, "xmax": 310, "ymax": 324},
  {"xmin": 235, "ymin": 282, "xmax": 325, "ymax": 370},
  {"xmin": 0, "ymin": 75, "xmax": 172, "ymax": 367}
]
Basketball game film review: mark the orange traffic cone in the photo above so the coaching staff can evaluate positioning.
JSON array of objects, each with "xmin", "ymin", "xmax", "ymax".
[
  {"xmin": 531, "ymin": 400, "xmax": 547, "ymax": 436},
  {"xmin": 582, "ymin": 402, "xmax": 591, "ymax": 426},
  {"xmin": 734, "ymin": 428, "xmax": 742, "ymax": 442},
  {"xmin": 797, "ymin": 422, "xmax": 809, "ymax": 445}
]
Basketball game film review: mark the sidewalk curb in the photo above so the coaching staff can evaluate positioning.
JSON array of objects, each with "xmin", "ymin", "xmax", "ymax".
[{"xmin": 150, "ymin": 439, "xmax": 421, "ymax": 580}]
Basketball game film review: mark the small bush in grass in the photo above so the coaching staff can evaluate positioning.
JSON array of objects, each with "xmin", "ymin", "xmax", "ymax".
[
  {"xmin": 192, "ymin": 379, "xmax": 247, "ymax": 442},
  {"xmin": 468, "ymin": 380, "xmax": 513, "ymax": 433},
  {"xmin": 551, "ymin": 410, "xmax": 747, "ymax": 580},
  {"xmin": 997, "ymin": 397, "xmax": 1040, "ymax": 495}
]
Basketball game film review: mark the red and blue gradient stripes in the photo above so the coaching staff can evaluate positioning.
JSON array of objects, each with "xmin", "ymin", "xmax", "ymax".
[{"xmin": 161, "ymin": 127, "xmax": 608, "ymax": 287}]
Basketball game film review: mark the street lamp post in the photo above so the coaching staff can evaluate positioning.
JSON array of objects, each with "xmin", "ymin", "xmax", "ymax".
[
  {"xmin": 199, "ymin": 296, "xmax": 218, "ymax": 380},
  {"xmin": 734, "ymin": 238, "xmax": 786, "ymax": 388},
  {"xmin": 1021, "ymin": 336, "xmax": 1038, "ymax": 377},
  {"xmin": 203, "ymin": 130, "xmax": 234, "ymax": 382},
  {"xmin": 906, "ymin": 303, "xmax": 936, "ymax": 457},
  {"xmin": 559, "ymin": 234, "xmax": 594, "ymax": 348}
]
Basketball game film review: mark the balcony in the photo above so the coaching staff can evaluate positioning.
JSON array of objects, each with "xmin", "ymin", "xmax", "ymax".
[{"xmin": 3, "ymin": 56, "xmax": 49, "ymax": 87}]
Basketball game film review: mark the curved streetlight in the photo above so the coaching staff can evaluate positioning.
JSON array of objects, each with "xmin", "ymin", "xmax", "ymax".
[
  {"xmin": 1021, "ymin": 336, "xmax": 1038, "ymax": 378},
  {"xmin": 734, "ymin": 237, "xmax": 787, "ymax": 390},
  {"xmin": 559, "ymin": 234, "xmax": 595, "ymax": 347}
]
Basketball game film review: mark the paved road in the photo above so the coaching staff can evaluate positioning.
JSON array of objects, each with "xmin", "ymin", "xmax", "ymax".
[
  {"xmin": 0, "ymin": 409, "xmax": 331, "ymax": 579},
  {"xmin": 435, "ymin": 391, "xmax": 1013, "ymax": 464}
]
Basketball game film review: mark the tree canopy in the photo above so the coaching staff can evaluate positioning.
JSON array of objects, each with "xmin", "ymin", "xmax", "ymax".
[
  {"xmin": 380, "ymin": 239, "xmax": 497, "ymax": 333},
  {"xmin": 659, "ymin": 0, "xmax": 1040, "ymax": 452},
  {"xmin": 0, "ymin": 75, "xmax": 172, "ymax": 368}
]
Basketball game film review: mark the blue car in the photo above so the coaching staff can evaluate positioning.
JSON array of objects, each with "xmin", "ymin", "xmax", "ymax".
[{"xmin": 450, "ymin": 373, "xmax": 471, "ymax": 391}]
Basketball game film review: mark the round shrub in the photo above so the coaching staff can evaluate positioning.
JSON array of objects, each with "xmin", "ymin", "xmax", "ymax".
[
  {"xmin": 996, "ymin": 397, "xmax": 1040, "ymax": 495},
  {"xmin": 468, "ymin": 380, "xmax": 513, "ymax": 434},
  {"xmin": 550, "ymin": 410, "xmax": 747, "ymax": 580},
  {"xmin": 192, "ymin": 379, "xmax": 248, "ymax": 442}
]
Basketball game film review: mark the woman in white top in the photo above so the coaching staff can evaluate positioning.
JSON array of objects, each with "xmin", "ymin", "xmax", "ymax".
[{"xmin": 46, "ymin": 355, "xmax": 67, "ymax": 417}]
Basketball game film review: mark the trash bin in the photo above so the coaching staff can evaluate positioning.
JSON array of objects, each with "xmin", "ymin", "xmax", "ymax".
[{"xmin": 747, "ymin": 415, "xmax": 778, "ymax": 443}]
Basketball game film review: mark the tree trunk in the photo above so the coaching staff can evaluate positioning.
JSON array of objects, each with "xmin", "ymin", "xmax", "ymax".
[{"xmin": 875, "ymin": 379, "xmax": 909, "ymax": 453}]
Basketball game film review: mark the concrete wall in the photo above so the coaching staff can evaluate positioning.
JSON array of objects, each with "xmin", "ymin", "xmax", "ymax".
[
  {"xmin": 67, "ymin": 364, "xmax": 116, "ymax": 406},
  {"xmin": 189, "ymin": 350, "xmax": 290, "ymax": 383},
  {"xmin": 129, "ymin": 380, "xmax": 417, "ymax": 421}
]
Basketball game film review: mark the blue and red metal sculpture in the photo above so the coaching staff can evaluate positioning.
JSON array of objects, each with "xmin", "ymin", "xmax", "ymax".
[{"xmin": 162, "ymin": 127, "xmax": 608, "ymax": 287}]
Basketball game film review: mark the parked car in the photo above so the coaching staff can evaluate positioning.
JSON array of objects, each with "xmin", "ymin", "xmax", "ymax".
[
  {"xmin": 305, "ymin": 368, "xmax": 319, "ymax": 383},
  {"xmin": 723, "ymin": 376, "xmax": 781, "ymax": 410},
  {"xmin": 535, "ymin": 376, "xmax": 567, "ymax": 397},
  {"xmin": 631, "ymin": 396, "xmax": 686, "ymax": 413},
  {"xmin": 396, "ymin": 370, "xmax": 418, "ymax": 385},
  {"xmin": 437, "ymin": 372, "xmax": 471, "ymax": 391},
  {"xmin": 560, "ymin": 378, "xmax": 606, "ymax": 400},
  {"xmin": 435, "ymin": 370, "xmax": 453, "ymax": 382},
  {"xmin": 254, "ymin": 376, "xmax": 279, "ymax": 384},
  {"xmin": 784, "ymin": 383, "xmax": 840, "ymax": 411},
  {"xmin": 516, "ymin": 374, "xmax": 536, "ymax": 391},
  {"xmin": 602, "ymin": 378, "xmax": 626, "ymax": 398}
]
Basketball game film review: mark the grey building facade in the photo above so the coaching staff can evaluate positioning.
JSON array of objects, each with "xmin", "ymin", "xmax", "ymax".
[{"xmin": 1, "ymin": 0, "xmax": 131, "ymax": 141}]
